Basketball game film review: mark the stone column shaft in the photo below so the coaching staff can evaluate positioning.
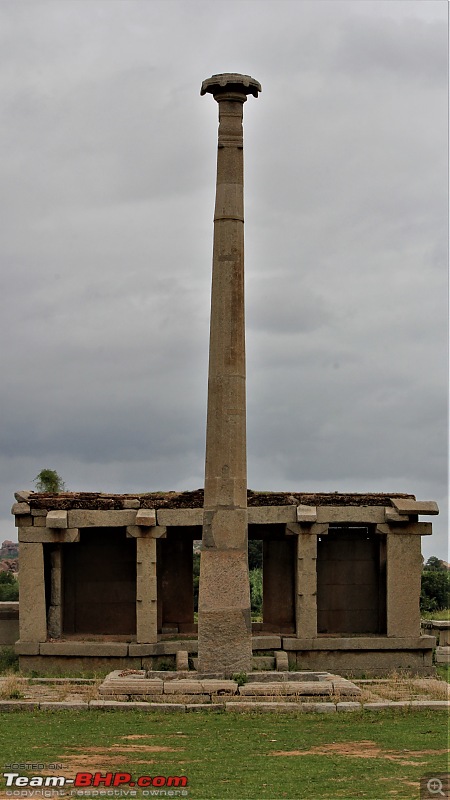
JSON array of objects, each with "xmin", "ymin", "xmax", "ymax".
[
  {"xmin": 48, "ymin": 545, "xmax": 63, "ymax": 638},
  {"xmin": 18, "ymin": 542, "xmax": 47, "ymax": 643},
  {"xmin": 198, "ymin": 74, "xmax": 260, "ymax": 674},
  {"xmin": 296, "ymin": 532, "xmax": 318, "ymax": 639},
  {"xmin": 204, "ymin": 97, "xmax": 246, "ymax": 510},
  {"xmin": 136, "ymin": 537, "xmax": 157, "ymax": 644},
  {"xmin": 386, "ymin": 533, "xmax": 422, "ymax": 637}
]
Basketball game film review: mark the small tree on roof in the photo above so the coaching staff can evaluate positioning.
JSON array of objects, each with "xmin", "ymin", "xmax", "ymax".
[{"xmin": 34, "ymin": 469, "xmax": 66, "ymax": 493}]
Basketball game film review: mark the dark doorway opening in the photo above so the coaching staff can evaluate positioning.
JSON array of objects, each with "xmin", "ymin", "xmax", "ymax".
[
  {"xmin": 63, "ymin": 528, "xmax": 136, "ymax": 636},
  {"xmin": 317, "ymin": 525, "xmax": 387, "ymax": 634}
]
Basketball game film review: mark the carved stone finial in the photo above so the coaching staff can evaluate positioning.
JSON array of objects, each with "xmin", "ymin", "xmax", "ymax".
[{"xmin": 201, "ymin": 73, "xmax": 261, "ymax": 99}]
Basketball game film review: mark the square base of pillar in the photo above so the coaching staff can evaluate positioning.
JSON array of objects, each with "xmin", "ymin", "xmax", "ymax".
[{"xmin": 198, "ymin": 609, "xmax": 252, "ymax": 674}]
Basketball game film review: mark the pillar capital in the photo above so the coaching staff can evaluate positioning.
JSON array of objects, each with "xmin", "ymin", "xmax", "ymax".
[{"xmin": 201, "ymin": 73, "xmax": 261, "ymax": 101}]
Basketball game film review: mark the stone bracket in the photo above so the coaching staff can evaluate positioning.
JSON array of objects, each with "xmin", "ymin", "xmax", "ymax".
[
  {"xmin": 46, "ymin": 510, "xmax": 68, "ymax": 529},
  {"xmin": 135, "ymin": 508, "xmax": 157, "ymax": 527},
  {"xmin": 127, "ymin": 525, "xmax": 167, "ymax": 539},
  {"xmin": 376, "ymin": 522, "xmax": 432, "ymax": 536},
  {"xmin": 287, "ymin": 522, "xmax": 328, "ymax": 537},
  {"xmin": 384, "ymin": 507, "xmax": 410, "ymax": 523},
  {"xmin": 296, "ymin": 505, "xmax": 317, "ymax": 523}
]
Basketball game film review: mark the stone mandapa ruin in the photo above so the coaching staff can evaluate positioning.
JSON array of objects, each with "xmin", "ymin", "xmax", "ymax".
[{"xmin": 12, "ymin": 75, "xmax": 439, "ymax": 676}]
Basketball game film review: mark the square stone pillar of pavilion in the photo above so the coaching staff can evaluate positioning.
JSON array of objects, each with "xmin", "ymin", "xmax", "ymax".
[{"xmin": 12, "ymin": 489, "xmax": 438, "ymax": 676}]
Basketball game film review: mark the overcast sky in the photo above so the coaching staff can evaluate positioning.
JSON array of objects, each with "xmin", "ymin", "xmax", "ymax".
[{"xmin": 0, "ymin": 0, "xmax": 447, "ymax": 559}]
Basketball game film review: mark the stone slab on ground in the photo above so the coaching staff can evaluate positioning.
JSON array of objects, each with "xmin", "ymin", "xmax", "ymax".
[
  {"xmin": 0, "ymin": 701, "xmax": 39, "ymax": 711},
  {"xmin": 363, "ymin": 702, "xmax": 410, "ymax": 710},
  {"xmin": 409, "ymin": 701, "xmax": 450, "ymax": 708},
  {"xmin": 331, "ymin": 678, "xmax": 361, "ymax": 696},
  {"xmin": 135, "ymin": 703, "xmax": 187, "ymax": 713},
  {"xmin": 239, "ymin": 681, "xmax": 333, "ymax": 696},
  {"xmin": 201, "ymin": 680, "xmax": 237, "ymax": 694},
  {"xmin": 99, "ymin": 680, "xmax": 163, "ymax": 695},
  {"xmin": 186, "ymin": 703, "xmax": 225, "ymax": 711},
  {"xmin": 245, "ymin": 671, "xmax": 329, "ymax": 682},
  {"xmin": 226, "ymin": 701, "xmax": 302, "ymax": 713},
  {"xmin": 300, "ymin": 703, "xmax": 337, "ymax": 713},
  {"xmin": 89, "ymin": 700, "xmax": 163, "ymax": 711},
  {"xmin": 40, "ymin": 702, "xmax": 89, "ymax": 710},
  {"xmin": 106, "ymin": 669, "xmax": 147, "ymax": 678},
  {"xmin": 336, "ymin": 702, "xmax": 363, "ymax": 711},
  {"xmin": 163, "ymin": 680, "xmax": 205, "ymax": 695}
]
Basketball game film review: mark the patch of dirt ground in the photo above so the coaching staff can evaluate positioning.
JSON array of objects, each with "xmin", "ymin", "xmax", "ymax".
[
  {"xmin": 31, "ymin": 739, "xmax": 185, "ymax": 783},
  {"xmin": 269, "ymin": 740, "xmax": 449, "ymax": 767}
]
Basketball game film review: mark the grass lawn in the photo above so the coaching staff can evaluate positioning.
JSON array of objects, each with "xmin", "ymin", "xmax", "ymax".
[{"xmin": 0, "ymin": 709, "xmax": 448, "ymax": 800}]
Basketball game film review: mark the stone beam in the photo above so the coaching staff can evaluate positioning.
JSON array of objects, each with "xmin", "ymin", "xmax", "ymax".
[
  {"xmin": 18, "ymin": 528, "xmax": 80, "ymax": 543},
  {"xmin": 390, "ymin": 499, "xmax": 439, "ymax": 515},
  {"xmin": 315, "ymin": 506, "xmax": 386, "ymax": 524}
]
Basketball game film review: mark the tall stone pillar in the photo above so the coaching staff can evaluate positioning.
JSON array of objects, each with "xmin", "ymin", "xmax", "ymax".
[{"xmin": 198, "ymin": 74, "xmax": 261, "ymax": 674}]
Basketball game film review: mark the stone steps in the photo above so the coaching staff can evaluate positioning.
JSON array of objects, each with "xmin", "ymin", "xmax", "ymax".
[
  {"xmin": 98, "ymin": 670, "xmax": 361, "ymax": 703},
  {"xmin": 0, "ymin": 699, "xmax": 449, "ymax": 713}
]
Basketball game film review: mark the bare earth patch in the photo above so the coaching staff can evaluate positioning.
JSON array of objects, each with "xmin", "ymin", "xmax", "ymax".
[
  {"xmin": 33, "ymin": 739, "xmax": 184, "ymax": 782},
  {"xmin": 269, "ymin": 740, "xmax": 448, "ymax": 767}
]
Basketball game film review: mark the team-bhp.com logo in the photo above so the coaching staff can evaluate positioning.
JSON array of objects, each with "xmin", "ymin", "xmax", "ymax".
[{"xmin": 3, "ymin": 772, "xmax": 188, "ymax": 795}]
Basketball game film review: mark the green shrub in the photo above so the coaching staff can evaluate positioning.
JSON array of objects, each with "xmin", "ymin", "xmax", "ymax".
[
  {"xmin": 34, "ymin": 468, "xmax": 66, "ymax": 493},
  {"xmin": 250, "ymin": 568, "xmax": 262, "ymax": 616},
  {"xmin": 0, "ymin": 647, "xmax": 19, "ymax": 674},
  {"xmin": 421, "ymin": 570, "xmax": 450, "ymax": 613},
  {"xmin": 232, "ymin": 671, "xmax": 248, "ymax": 687},
  {"xmin": 0, "ymin": 572, "xmax": 19, "ymax": 601}
]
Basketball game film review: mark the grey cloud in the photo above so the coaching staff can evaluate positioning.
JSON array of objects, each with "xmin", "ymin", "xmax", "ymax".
[{"xmin": 0, "ymin": 0, "xmax": 446, "ymax": 558}]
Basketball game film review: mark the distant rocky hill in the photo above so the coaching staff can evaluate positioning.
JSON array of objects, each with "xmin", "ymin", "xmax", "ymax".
[{"xmin": 0, "ymin": 540, "xmax": 18, "ymax": 572}]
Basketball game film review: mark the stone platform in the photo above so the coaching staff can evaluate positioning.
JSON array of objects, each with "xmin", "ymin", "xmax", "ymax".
[{"xmin": 98, "ymin": 669, "xmax": 361, "ymax": 704}]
